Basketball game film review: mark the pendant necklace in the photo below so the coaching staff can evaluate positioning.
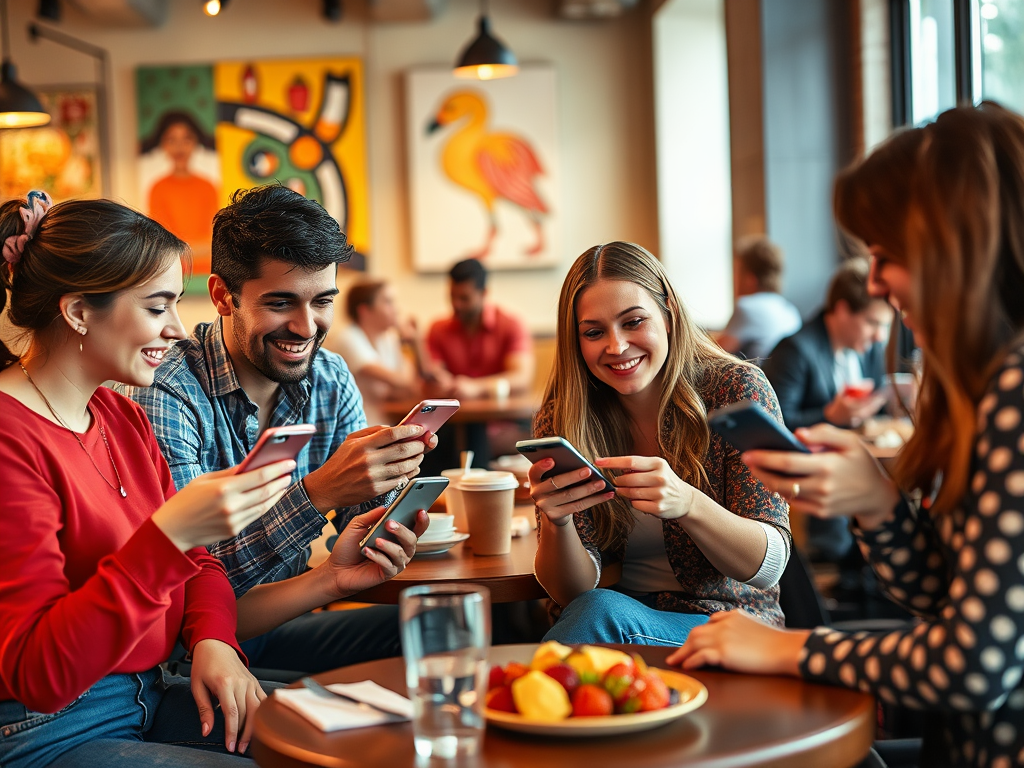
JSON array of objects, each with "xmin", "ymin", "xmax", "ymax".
[{"xmin": 19, "ymin": 363, "xmax": 127, "ymax": 498}]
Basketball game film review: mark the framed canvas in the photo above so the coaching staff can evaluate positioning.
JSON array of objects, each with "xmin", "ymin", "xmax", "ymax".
[
  {"xmin": 135, "ymin": 57, "xmax": 369, "ymax": 285},
  {"xmin": 406, "ymin": 64, "xmax": 559, "ymax": 272},
  {"xmin": 0, "ymin": 86, "xmax": 103, "ymax": 202}
]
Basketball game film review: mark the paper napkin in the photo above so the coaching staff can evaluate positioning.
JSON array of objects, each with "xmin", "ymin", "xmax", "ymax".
[{"xmin": 274, "ymin": 681, "xmax": 414, "ymax": 732}]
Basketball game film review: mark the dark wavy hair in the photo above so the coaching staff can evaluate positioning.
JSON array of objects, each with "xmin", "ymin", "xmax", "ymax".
[
  {"xmin": 211, "ymin": 184, "xmax": 353, "ymax": 300},
  {"xmin": 0, "ymin": 197, "xmax": 187, "ymax": 369}
]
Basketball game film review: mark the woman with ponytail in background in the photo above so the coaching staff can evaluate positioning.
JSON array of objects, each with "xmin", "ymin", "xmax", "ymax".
[{"xmin": 0, "ymin": 193, "xmax": 294, "ymax": 767}]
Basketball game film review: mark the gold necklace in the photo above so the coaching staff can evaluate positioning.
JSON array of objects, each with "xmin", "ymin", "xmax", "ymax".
[{"xmin": 19, "ymin": 363, "xmax": 127, "ymax": 498}]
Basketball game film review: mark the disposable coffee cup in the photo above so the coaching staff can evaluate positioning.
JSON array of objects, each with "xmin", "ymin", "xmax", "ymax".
[
  {"xmin": 457, "ymin": 471, "xmax": 518, "ymax": 556},
  {"xmin": 440, "ymin": 468, "xmax": 484, "ymax": 532}
]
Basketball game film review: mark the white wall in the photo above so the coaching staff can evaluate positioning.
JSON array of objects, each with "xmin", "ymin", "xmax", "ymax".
[
  {"xmin": 6, "ymin": 0, "xmax": 658, "ymax": 334},
  {"xmin": 652, "ymin": 0, "xmax": 732, "ymax": 329}
]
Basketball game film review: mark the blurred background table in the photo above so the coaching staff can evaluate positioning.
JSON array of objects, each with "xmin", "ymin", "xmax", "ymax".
[{"xmin": 252, "ymin": 644, "xmax": 875, "ymax": 768}]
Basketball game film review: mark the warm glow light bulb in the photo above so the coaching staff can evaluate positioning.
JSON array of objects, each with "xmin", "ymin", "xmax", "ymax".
[
  {"xmin": 477, "ymin": 65, "xmax": 494, "ymax": 80},
  {"xmin": 204, "ymin": 0, "xmax": 221, "ymax": 16}
]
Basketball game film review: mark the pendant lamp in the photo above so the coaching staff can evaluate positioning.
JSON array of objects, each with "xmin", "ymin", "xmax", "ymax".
[
  {"xmin": 454, "ymin": 0, "xmax": 518, "ymax": 81},
  {"xmin": 0, "ymin": 0, "xmax": 49, "ymax": 128}
]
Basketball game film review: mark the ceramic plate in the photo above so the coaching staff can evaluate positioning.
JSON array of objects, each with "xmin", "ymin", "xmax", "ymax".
[
  {"xmin": 485, "ymin": 667, "xmax": 707, "ymax": 737},
  {"xmin": 414, "ymin": 532, "xmax": 470, "ymax": 556}
]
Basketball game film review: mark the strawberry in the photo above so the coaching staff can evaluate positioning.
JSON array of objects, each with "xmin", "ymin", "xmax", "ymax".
[
  {"xmin": 543, "ymin": 663, "xmax": 580, "ymax": 696},
  {"xmin": 571, "ymin": 683, "xmax": 613, "ymax": 717},
  {"xmin": 614, "ymin": 677, "xmax": 646, "ymax": 714},
  {"xmin": 637, "ymin": 672, "xmax": 671, "ymax": 712},
  {"xmin": 487, "ymin": 664, "xmax": 505, "ymax": 691},
  {"xmin": 485, "ymin": 685, "xmax": 518, "ymax": 713}
]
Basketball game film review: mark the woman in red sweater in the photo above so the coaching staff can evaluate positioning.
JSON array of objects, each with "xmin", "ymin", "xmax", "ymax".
[{"xmin": 0, "ymin": 193, "xmax": 296, "ymax": 767}]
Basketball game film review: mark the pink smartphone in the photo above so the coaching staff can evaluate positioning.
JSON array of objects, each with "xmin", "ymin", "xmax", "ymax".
[
  {"xmin": 397, "ymin": 399, "xmax": 460, "ymax": 443},
  {"xmin": 235, "ymin": 424, "xmax": 316, "ymax": 474}
]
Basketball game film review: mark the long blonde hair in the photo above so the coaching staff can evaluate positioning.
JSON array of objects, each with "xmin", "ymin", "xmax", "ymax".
[
  {"xmin": 835, "ymin": 102, "xmax": 1024, "ymax": 514},
  {"xmin": 543, "ymin": 242, "xmax": 746, "ymax": 551}
]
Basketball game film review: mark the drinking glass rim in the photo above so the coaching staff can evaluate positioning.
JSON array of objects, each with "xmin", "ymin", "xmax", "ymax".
[{"xmin": 399, "ymin": 583, "xmax": 490, "ymax": 606}]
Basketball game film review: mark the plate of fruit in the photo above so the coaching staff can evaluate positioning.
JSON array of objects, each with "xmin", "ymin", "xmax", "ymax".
[{"xmin": 484, "ymin": 642, "xmax": 708, "ymax": 737}]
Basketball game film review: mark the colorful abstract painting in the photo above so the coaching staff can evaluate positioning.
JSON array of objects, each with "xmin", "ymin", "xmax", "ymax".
[
  {"xmin": 406, "ymin": 65, "xmax": 559, "ymax": 272},
  {"xmin": 136, "ymin": 58, "xmax": 368, "ymax": 282},
  {"xmin": 0, "ymin": 87, "xmax": 102, "ymax": 202}
]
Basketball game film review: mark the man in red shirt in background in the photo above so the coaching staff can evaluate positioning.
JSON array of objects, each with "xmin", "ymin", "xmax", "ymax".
[
  {"xmin": 426, "ymin": 258, "xmax": 534, "ymax": 400},
  {"xmin": 423, "ymin": 258, "xmax": 534, "ymax": 472}
]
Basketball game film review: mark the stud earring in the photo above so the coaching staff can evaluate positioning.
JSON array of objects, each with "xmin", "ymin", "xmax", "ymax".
[{"xmin": 78, "ymin": 326, "xmax": 86, "ymax": 354}]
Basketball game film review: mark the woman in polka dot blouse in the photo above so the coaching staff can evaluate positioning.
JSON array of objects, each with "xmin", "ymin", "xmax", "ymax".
[{"xmin": 670, "ymin": 101, "xmax": 1024, "ymax": 768}]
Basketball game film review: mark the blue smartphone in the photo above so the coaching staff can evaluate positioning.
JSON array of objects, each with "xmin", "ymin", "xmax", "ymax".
[
  {"xmin": 707, "ymin": 400, "xmax": 810, "ymax": 454},
  {"xmin": 515, "ymin": 437, "xmax": 615, "ymax": 493}
]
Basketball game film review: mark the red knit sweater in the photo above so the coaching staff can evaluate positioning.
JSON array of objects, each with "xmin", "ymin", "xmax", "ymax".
[{"xmin": 0, "ymin": 387, "xmax": 242, "ymax": 713}]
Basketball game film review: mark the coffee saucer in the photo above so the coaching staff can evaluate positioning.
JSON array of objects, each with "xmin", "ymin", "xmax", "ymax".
[{"xmin": 414, "ymin": 532, "xmax": 470, "ymax": 556}]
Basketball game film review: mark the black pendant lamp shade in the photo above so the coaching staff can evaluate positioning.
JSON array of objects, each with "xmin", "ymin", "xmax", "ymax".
[
  {"xmin": 0, "ymin": 0, "xmax": 49, "ymax": 128},
  {"xmin": 454, "ymin": 13, "xmax": 518, "ymax": 80}
]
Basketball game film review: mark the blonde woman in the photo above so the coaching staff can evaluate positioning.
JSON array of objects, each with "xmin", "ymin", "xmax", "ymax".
[
  {"xmin": 671, "ymin": 102, "xmax": 1024, "ymax": 768},
  {"xmin": 530, "ymin": 242, "xmax": 791, "ymax": 645}
]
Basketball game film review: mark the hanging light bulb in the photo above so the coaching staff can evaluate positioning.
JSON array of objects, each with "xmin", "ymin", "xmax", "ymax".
[
  {"xmin": 203, "ymin": 0, "xmax": 228, "ymax": 17},
  {"xmin": 454, "ymin": 0, "xmax": 518, "ymax": 81},
  {"xmin": 0, "ymin": 0, "xmax": 49, "ymax": 128}
]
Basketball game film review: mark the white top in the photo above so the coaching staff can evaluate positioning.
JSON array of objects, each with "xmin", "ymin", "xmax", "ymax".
[
  {"xmin": 723, "ymin": 292, "xmax": 803, "ymax": 361},
  {"xmin": 334, "ymin": 324, "xmax": 405, "ymax": 425},
  {"xmin": 616, "ymin": 512, "xmax": 789, "ymax": 594},
  {"xmin": 832, "ymin": 348, "xmax": 865, "ymax": 394}
]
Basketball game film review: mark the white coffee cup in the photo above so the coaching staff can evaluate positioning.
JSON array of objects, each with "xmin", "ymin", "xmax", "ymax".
[{"xmin": 420, "ymin": 512, "xmax": 456, "ymax": 542}]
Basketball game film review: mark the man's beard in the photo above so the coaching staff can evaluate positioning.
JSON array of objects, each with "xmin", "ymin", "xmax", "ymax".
[{"xmin": 242, "ymin": 327, "xmax": 328, "ymax": 384}]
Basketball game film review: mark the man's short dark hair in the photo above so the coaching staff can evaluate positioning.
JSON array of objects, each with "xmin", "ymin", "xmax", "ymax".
[
  {"xmin": 449, "ymin": 258, "xmax": 486, "ymax": 290},
  {"xmin": 735, "ymin": 235, "xmax": 784, "ymax": 293},
  {"xmin": 212, "ymin": 184, "xmax": 353, "ymax": 297},
  {"xmin": 826, "ymin": 257, "xmax": 873, "ymax": 313},
  {"xmin": 346, "ymin": 279, "xmax": 386, "ymax": 323}
]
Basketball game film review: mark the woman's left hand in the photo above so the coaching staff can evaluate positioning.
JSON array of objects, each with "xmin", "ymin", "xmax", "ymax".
[
  {"xmin": 189, "ymin": 638, "xmax": 267, "ymax": 755},
  {"xmin": 666, "ymin": 610, "xmax": 809, "ymax": 676},
  {"xmin": 595, "ymin": 455, "xmax": 695, "ymax": 519}
]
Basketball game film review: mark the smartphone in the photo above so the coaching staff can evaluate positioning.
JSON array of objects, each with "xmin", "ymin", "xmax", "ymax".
[
  {"xmin": 397, "ymin": 399, "xmax": 460, "ymax": 443},
  {"xmin": 515, "ymin": 437, "xmax": 615, "ymax": 494},
  {"xmin": 707, "ymin": 400, "xmax": 810, "ymax": 454},
  {"xmin": 235, "ymin": 424, "xmax": 316, "ymax": 474},
  {"xmin": 359, "ymin": 477, "xmax": 450, "ymax": 549}
]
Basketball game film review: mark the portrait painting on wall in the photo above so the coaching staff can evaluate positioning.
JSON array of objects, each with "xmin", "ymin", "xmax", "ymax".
[
  {"xmin": 0, "ymin": 87, "xmax": 103, "ymax": 202},
  {"xmin": 406, "ymin": 64, "xmax": 559, "ymax": 272},
  {"xmin": 136, "ymin": 57, "xmax": 369, "ymax": 284}
]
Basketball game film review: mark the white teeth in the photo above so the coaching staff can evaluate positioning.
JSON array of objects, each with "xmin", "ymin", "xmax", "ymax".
[
  {"xmin": 610, "ymin": 357, "xmax": 641, "ymax": 371},
  {"xmin": 142, "ymin": 349, "xmax": 165, "ymax": 361},
  {"xmin": 273, "ymin": 339, "xmax": 311, "ymax": 354}
]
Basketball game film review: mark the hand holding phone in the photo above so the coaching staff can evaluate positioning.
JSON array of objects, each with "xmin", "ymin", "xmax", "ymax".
[
  {"xmin": 359, "ymin": 477, "xmax": 449, "ymax": 550},
  {"xmin": 235, "ymin": 424, "xmax": 316, "ymax": 474},
  {"xmin": 707, "ymin": 400, "xmax": 809, "ymax": 454},
  {"xmin": 397, "ymin": 399, "xmax": 460, "ymax": 444},
  {"xmin": 516, "ymin": 437, "xmax": 615, "ymax": 494}
]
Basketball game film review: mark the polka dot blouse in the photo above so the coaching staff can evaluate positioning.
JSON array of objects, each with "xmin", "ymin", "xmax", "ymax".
[{"xmin": 799, "ymin": 346, "xmax": 1024, "ymax": 767}]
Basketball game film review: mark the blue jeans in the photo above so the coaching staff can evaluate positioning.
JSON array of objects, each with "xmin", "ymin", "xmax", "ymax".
[
  {"xmin": 0, "ymin": 668, "xmax": 280, "ymax": 768},
  {"xmin": 543, "ymin": 589, "xmax": 710, "ymax": 646}
]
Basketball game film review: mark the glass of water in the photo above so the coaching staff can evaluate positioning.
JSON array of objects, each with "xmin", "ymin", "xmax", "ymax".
[{"xmin": 399, "ymin": 584, "xmax": 491, "ymax": 760}]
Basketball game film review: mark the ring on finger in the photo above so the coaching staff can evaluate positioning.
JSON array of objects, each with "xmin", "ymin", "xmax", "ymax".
[
  {"xmin": 551, "ymin": 477, "xmax": 560, "ymax": 490},
  {"xmin": 789, "ymin": 482, "xmax": 801, "ymax": 500}
]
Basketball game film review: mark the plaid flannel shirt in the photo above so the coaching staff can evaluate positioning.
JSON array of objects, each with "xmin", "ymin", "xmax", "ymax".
[{"xmin": 119, "ymin": 319, "xmax": 395, "ymax": 597}]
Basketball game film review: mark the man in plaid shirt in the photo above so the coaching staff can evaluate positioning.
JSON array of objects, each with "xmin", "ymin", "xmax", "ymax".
[{"xmin": 123, "ymin": 185, "xmax": 434, "ymax": 675}]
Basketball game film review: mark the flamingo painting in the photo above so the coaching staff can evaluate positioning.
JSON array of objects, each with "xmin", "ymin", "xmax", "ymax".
[{"xmin": 426, "ymin": 89, "xmax": 548, "ymax": 259}]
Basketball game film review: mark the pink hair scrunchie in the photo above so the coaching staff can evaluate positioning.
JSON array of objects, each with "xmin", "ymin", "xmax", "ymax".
[{"xmin": 3, "ymin": 190, "xmax": 53, "ymax": 266}]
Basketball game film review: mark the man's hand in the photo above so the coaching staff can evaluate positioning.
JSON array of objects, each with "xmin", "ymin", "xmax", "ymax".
[
  {"xmin": 304, "ymin": 425, "xmax": 427, "ymax": 512},
  {"xmin": 823, "ymin": 391, "xmax": 888, "ymax": 427},
  {"xmin": 190, "ymin": 639, "xmax": 267, "ymax": 755},
  {"xmin": 316, "ymin": 506, "xmax": 429, "ymax": 598}
]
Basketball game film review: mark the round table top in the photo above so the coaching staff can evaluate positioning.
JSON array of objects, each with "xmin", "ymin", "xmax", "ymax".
[
  {"xmin": 252, "ymin": 644, "xmax": 875, "ymax": 768},
  {"xmin": 345, "ymin": 533, "xmax": 546, "ymax": 604}
]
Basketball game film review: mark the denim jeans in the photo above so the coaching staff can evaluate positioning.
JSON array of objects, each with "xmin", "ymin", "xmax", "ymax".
[
  {"xmin": 543, "ymin": 588, "xmax": 710, "ymax": 646},
  {"xmin": 0, "ymin": 668, "xmax": 275, "ymax": 768}
]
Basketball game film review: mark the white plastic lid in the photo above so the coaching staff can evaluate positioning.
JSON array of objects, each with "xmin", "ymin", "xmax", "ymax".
[{"xmin": 456, "ymin": 470, "xmax": 518, "ymax": 492}]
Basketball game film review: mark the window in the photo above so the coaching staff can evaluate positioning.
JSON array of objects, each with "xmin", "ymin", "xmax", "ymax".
[{"xmin": 978, "ymin": 0, "xmax": 1024, "ymax": 112}]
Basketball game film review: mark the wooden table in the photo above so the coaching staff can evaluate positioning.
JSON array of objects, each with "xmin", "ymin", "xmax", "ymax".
[
  {"xmin": 346, "ymin": 533, "xmax": 546, "ymax": 605},
  {"xmin": 252, "ymin": 644, "xmax": 876, "ymax": 768}
]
